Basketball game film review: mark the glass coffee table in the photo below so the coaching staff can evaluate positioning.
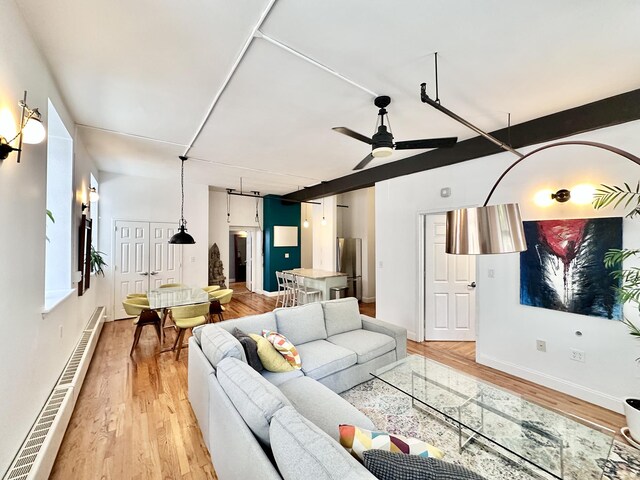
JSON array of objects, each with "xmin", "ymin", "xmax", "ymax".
[{"xmin": 371, "ymin": 355, "xmax": 615, "ymax": 480}]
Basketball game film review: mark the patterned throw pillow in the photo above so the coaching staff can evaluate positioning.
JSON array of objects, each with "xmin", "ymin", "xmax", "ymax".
[
  {"xmin": 262, "ymin": 330, "xmax": 302, "ymax": 370},
  {"xmin": 362, "ymin": 450, "xmax": 486, "ymax": 480},
  {"xmin": 248, "ymin": 334, "xmax": 294, "ymax": 372},
  {"xmin": 339, "ymin": 425, "xmax": 444, "ymax": 462}
]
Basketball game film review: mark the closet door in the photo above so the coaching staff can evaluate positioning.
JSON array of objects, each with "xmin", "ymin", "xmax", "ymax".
[
  {"xmin": 149, "ymin": 222, "xmax": 182, "ymax": 289},
  {"xmin": 114, "ymin": 221, "xmax": 150, "ymax": 319}
]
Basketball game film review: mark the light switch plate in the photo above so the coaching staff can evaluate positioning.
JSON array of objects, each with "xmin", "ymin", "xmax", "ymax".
[{"xmin": 285, "ymin": 253, "xmax": 289, "ymax": 258}]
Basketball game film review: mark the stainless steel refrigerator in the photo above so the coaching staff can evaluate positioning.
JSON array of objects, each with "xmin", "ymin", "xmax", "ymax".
[{"xmin": 336, "ymin": 237, "xmax": 362, "ymax": 301}]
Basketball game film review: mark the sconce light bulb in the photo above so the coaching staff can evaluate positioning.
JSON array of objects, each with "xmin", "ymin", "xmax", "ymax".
[
  {"xmin": 533, "ymin": 189, "xmax": 554, "ymax": 207},
  {"xmin": 321, "ymin": 217, "xmax": 327, "ymax": 226},
  {"xmin": 570, "ymin": 184, "xmax": 595, "ymax": 205},
  {"xmin": 89, "ymin": 188, "xmax": 100, "ymax": 202},
  {"xmin": 21, "ymin": 117, "xmax": 45, "ymax": 144},
  {"xmin": 303, "ymin": 219, "xmax": 309, "ymax": 228}
]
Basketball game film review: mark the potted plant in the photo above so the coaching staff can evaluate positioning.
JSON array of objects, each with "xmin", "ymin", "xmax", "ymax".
[
  {"xmin": 594, "ymin": 183, "xmax": 640, "ymax": 445},
  {"xmin": 90, "ymin": 245, "xmax": 107, "ymax": 276}
]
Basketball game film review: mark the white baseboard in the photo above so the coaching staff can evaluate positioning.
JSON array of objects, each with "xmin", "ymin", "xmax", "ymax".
[
  {"xmin": 260, "ymin": 290, "xmax": 279, "ymax": 298},
  {"xmin": 362, "ymin": 296, "xmax": 376, "ymax": 304},
  {"xmin": 477, "ymin": 353, "xmax": 624, "ymax": 414},
  {"xmin": 407, "ymin": 330, "xmax": 418, "ymax": 342}
]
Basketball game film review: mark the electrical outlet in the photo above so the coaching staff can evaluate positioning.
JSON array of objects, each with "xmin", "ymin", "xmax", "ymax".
[
  {"xmin": 570, "ymin": 348, "xmax": 585, "ymax": 362},
  {"xmin": 536, "ymin": 340, "xmax": 546, "ymax": 352},
  {"xmin": 488, "ymin": 269, "xmax": 495, "ymax": 278},
  {"xmin": 190, "ymin": 256, "xmax": 196, "ymax": 263}
]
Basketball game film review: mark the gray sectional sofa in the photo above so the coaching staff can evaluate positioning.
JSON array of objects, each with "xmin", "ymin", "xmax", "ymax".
[{"xmin": 188, "ymin": 297, "xmax": 407, "ymax": 479}]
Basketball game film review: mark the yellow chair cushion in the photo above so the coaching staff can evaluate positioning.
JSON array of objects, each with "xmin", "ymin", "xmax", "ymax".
[
  {"xmin": 174, "ymin": 315, "xmax": 207, "ymax": 329},
  {"xmin": 249, "ymin": 334, "xmax": 294, "ymax": 372},
  {"xmin": 203, "ymin": 285, "xmax": 221, "ymax": 293}
]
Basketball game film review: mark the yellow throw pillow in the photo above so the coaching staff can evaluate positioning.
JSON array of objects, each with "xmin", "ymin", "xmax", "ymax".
[{"xmin": 249, "ymin": 333, "xmax": 294, "ymax": 372}]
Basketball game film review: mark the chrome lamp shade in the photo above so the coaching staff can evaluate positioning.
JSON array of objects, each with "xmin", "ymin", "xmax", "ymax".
[{"xmin": 446, "ymin": 203, "xmax": 527, "ymax": 254}]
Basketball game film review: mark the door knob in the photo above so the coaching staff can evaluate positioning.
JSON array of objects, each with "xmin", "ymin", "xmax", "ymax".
[
  {"xmin": 468, "ymin": 281, "xmax": 477, "ymax": 288},
  {"xmin": 140, "ymin": 272, "xmax": 149, "ymax": 276},
  {"xmin": 150, "ymin": 271, "xmax": 158, "ymax": 275}
]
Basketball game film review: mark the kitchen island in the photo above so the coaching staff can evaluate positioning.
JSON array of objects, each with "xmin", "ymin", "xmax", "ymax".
[{"xmin": 283, "ymin": 268, "xmax": 348, "ymax": 301}]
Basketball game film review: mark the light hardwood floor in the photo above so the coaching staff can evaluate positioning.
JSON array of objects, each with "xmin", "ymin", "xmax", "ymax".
[{"xmin": 51, "ymin": 293, "xmax": 625, "ymax": 478}]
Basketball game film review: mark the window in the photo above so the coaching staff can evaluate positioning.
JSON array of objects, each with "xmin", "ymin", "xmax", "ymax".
[{"xmin": 44, "ymin": 100, "xmax": 73, "ymax": 310}]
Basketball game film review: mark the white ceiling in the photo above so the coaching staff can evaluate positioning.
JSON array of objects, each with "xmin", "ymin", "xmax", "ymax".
[{"xmin": 16, "ymin": 0, "xmax": 640, "ymax": 195}]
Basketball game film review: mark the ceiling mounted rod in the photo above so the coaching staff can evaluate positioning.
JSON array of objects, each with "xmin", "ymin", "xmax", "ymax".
[
  {"xmin": 420, "ymin": 83, "xmax": 524, "ymax": 159},
  {"xmin": 183, "ymin": 0, "xmax": 278, "ymax": 156},
  {"xmin": 256, "ymin": 31, "xmax": 378, "ymax": 98}
]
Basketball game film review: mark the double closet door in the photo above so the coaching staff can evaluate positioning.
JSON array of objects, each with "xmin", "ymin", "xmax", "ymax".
[{"xmin": 114, "ymin": 221, "xmax": 182, "ymax": 319}]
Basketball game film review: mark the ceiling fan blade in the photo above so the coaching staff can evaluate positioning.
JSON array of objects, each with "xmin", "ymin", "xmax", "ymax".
[
  {"xmin": 394, "ymin": 137, "xmax": 458, "ymax": 150},
  {"xmin": 353, "ymin": 153, "xmax": 374, "ymax": 170},
  {"xmin": 332, "ymin": 127, "xmax": 373, "ymax": 145}
]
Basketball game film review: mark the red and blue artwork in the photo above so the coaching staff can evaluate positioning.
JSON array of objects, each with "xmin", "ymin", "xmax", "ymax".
[{"xmin": 520, "ymin": 217, "xmax": 622, "ymax": 319}]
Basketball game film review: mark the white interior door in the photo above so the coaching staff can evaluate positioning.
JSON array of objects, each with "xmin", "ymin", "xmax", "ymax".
[
  {"xmin": 425, "ymin": 214, "xmax": 477, "ymax": 341},
  {"xmin": 114, "ymin": 221, "xmax": 150, "ymax": 319},
  {"xmin": 149, "ymin": 222, "xmax": 182, "ymax": 289},
  {"xmin": 246, "ymin": 231, "xmax": 253, "ymax": 291}
]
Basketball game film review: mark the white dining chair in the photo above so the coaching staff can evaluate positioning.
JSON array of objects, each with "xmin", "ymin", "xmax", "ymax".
[{"xmin": 295, "ymin": 275, "xmax": 322, "ymax": 305}]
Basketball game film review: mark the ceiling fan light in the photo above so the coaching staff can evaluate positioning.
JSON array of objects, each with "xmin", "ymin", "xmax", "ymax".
[{"xmin": 372, "ymin": 146, "xmax": 393, "ymax": 158}]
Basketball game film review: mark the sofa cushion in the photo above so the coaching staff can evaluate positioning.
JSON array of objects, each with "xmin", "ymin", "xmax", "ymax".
[
  {"xmin": 339, "ymin": 425, "xmax": 444, "ymax": 462},
  {"xmin": 249, "ymin": 334, "xmax": 294, "ymax": 372},
  {"xmin": 263, "ymin": 330, "xmax": 302, "ymax": 369},
  {"xmin": 232, "ymin": 327, "xmax": 263, "ymax": 372},
  {"xmin": 327, "ymin": 330, "xmax": 396, "ymax": 364},
  {"xmin": 322, "ymin": 298, "xmax": 362, "ymax": 337},
  {"xmin": 216, "ymin": 357, "xmax": 291, "ymax": 446},
  {"xmin": 275, "ymin": 302, "xmax": 327, "ymax": 345},
  {"xmin": 270, "ymin": 406, "xmax": 375, "ymax": 480},
  {"xmin": 295, "ymin": 340, "xmax": 357, "ymax": 380},
  {"xmin": 262, "ymin": 369, "xmax": 305, "ymax": 387},
  {"xmin": 216, "ymin": 312, "xmax": 277, "ymax": 336},
  {"xmin": 362, "ymin": 450, "xmax": 486, "ymax": 480},
  {"xmin": 199, "ymin": 325, "xmax": 245, "ymax": 367},
  {"xmin": 278, "ymin": 376, "xmax": 375, "ymax": 440}
]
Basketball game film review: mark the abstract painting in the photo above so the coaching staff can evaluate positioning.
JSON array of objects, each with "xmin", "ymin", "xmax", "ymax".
[{"xmin": 520, "ymin": 217, "xmax": 622, "ymax": 319}]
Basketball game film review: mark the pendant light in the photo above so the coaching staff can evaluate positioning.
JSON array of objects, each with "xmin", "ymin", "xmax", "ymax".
[
  {"xmin": 303, "ymin": 202, "xmax": 309, "ymax": 228},
  {"xmin": 169, "ymin": 156, "xmax": 195, "ymax": 244},
  {"xmin": 321, "ymin": 198, "xmax": 327, "ymax": 226}
]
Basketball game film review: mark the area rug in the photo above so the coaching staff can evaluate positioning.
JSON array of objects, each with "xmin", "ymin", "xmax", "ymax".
[{"xmin": 341, "ymin": 379, "xmax": 640, "ymax": 480}]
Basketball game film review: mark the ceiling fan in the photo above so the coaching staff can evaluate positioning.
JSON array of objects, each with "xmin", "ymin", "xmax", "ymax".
[{"xmin": 333, "ymin": 96, "xmax": 458, "ymax": 170}]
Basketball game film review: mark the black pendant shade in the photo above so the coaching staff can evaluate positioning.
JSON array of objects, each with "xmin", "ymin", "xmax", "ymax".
[{"xmin": 169, "ymin": 156, "xmax": 195, "ymax": 244}]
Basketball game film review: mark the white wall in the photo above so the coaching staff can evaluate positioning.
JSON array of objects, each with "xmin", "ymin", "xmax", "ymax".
[
  {"xmin": 376, "ymin": 120, "xmax": 640, "ymax": 413},
  {"xmin": 301, "ymin": 203, "xmax": 313, "ymax": 268},
  {"xmin": 338, "ymin": 187, "xmax": 376, "ymax": 301},
  {"xmin": 0, "ymin": 0, "xmax": 101, "ymax": 473},
  {"xmin": 208, "ymin": 190, "xmax": 263, "ymax": 290},
  {"xmin": 312, "ymin": 196, "xmax": 337, "ymax": 270},
  {"xmin": 98, "ymin": 172, "xmax": 209, "ymax": 318}
]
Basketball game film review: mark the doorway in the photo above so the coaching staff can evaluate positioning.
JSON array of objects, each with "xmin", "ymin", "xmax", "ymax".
[
  {"xmin": 420, "ymin": 213, "xmax": 477, "ymax": 342},
  {"xmin": 229, "ymin": 227, "xmax": 262, "ymax": 293},
  {"xmin": 113, "ymin": 220, "xmax": 182, "ymax": 319}
]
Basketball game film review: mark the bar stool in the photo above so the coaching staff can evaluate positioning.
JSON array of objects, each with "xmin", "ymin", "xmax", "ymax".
[
  {"xmin": 283, "ymin": 272, "xmax": 299, "ymax": 307},
  {"xmin": 170, "ymin": 303, "xmax": 209, "ymax": 360},
  {"xmin": 275, "ymin": 271, "xmax": 288, "ymax": 308},
  {"xmin": 296, "ymin": 275, "xmax": 322, "ymax": 305}
]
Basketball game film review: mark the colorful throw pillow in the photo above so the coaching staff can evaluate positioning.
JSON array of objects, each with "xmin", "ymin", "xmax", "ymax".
[
  {"xmin": 248, "ymin": 333, "xmax": 294, "ymax": 372},
  {"xmin": 362, "ymin": 450, "xmax": 486, "ymax": 480},
  {"xmin": 231, "ymin": 327, "xmax": 263, "ymax": 372},
  {"xmin": 262, "ymin": 330, "xmax": 302, "ymax": 370},
  {"xmin": 339, "ymin": 425, "xmax": 444, "ymax": 462}
]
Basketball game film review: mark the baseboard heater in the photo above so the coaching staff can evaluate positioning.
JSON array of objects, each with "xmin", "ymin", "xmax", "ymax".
[{"xmin": 3, "ymin": 306, "xmax": 106, "ymax": 480}]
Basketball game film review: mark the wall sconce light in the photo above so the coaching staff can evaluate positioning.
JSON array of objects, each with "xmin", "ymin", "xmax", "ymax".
[
  {"xmin": 89, "ymin": 187, "xmax": 99, "ymax": 202},
  {"xmin": 533, "ymin": 184, "xmax": 595, "ymax": 207},
  {"xmin": 0, "ymin": 91, "xmax": 45, "ymax": 163}
]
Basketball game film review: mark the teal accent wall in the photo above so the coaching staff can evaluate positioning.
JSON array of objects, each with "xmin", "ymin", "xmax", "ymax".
[{"xmin": 263, "ymin": 195, "xmax": 301, "ymax": 292}]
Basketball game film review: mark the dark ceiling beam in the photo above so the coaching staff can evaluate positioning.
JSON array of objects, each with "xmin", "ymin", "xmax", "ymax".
[{"xmin": 283, "ymin": 88, "xmax": 640, "ymax": 202}]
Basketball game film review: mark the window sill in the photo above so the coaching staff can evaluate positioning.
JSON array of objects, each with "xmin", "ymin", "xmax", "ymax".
[{"xmin": 42, "ymin": 288, "xmax": 75, "ymax": 315}]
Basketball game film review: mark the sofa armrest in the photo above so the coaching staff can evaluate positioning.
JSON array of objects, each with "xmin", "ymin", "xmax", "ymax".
[{"xmin": 361, "ymin": 315, "xmax": 407, "ymax": 360}]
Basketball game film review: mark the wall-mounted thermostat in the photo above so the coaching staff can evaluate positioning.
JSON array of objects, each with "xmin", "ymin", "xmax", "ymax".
[{"xmin": 440, "ymin": 187, "xmax": 451, "ymax": 198}]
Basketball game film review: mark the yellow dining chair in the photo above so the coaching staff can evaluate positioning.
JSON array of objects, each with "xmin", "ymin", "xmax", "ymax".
[
  {"xmin": 208, "ymin": 289, "xmax": 233, "ymax": 321},
  {"xmin": 170, "ymin": 303, "xmax": 209, "ymax": 360},
  {"xmin": 159, "ymin": 283, "xmax": 184, "ymax": 288},
  {"xmin": 203, "ymin": 285, "xmax": 221, "ymax": 294},
  {"xmin": 122, "ymin": 297, "xmax": 161, "ymax": 355},
  {"xmin": 126, "ymin": 292, "xmax": 148, "ymax": 299}
]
